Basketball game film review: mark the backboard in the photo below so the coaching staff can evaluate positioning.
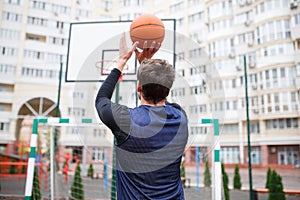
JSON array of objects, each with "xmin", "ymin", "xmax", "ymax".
[{"xmin": 66, "ymin": 19, "xmax": 176, "ymax": 82}]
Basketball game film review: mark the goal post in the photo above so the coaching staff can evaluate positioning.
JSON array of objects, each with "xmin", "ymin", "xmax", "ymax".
[
  {"xmin": 24, "ymin": 117, "xmax": 111, "ymax": 200},
  {"xmin": 201, "ymin": 118, "xmax": 221, "ymax": 200}
]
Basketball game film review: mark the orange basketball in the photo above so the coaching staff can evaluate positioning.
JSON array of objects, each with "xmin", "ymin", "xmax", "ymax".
[{"xmin": 130, "ymin": 14, "xmax": 165, "ymax": 49}]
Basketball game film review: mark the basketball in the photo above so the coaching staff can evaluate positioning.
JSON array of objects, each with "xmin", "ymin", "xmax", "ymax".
[{"xmin": 130, "ymin": 14, "xmax": 165, "ymax": 49}]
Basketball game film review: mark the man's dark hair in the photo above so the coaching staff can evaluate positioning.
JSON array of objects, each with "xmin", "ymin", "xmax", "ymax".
[{"xmin": 137, "ymin": 59, "xmax": 175, "ymax": 104}]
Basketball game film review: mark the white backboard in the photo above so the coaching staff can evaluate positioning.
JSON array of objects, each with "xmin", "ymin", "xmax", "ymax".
[{"xmin": 66, "ymin": 19, "xmax": 176, "ymax": 82}]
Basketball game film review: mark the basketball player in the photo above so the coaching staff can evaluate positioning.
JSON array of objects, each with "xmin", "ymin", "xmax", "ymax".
[{"xmin": 95, "ymin": 34, "xmax": 188, "ymax": 199}]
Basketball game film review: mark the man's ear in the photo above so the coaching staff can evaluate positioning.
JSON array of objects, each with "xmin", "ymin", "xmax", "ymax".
[{"xmin": 137, "ymin": 84, "xmax": 142, "ymax": 92}]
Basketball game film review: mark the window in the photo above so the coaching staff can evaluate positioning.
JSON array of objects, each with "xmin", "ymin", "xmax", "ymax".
[
  {"xmin": 208, "ymin": 1, "xmax": 233, "ymax": 20},
  {"xmin": 0, "ymin": 64, "xmax": 16, "ymax": 75},
  {"xmin": 51, "ymin": 4, "xmax": 71, "ymax": 15},
  {"xmin": 256, "ymin": 0, "xmax": 288, "ymax": 15},
  {"xmin": 2, "ymin": 11, "xmax": 22, "ymax": 22},
  {"xmin": 49, "ymin": 36, "xmax": 67, "ymax": 46},
  {"xmin": 188, "ymin": 12, "xmax": 203, "ymax": 23},
  {"xmin": 171, "ymin": 88, "xmax": 185, "ymax": 97},
  {"xmin": 256, "ymin": 19, "xmax": 291, "ymax": 44},
  {"xmin": 251, "ymin": 147, "xmax": 261, "ymax": 164},
  {"xmin": 250, "ymin": 122, "xmax": 260, "ymax": 134},
  {"xmin": 27, "ymin": 16, "xmax": 47, "ymax": 26},
  {"xmin": 169, "ymin": 2, "xmax": 183, "ymax": 14},
  {"xmin": 278, "ymin": 146, "xmax": 299, "ymax": 165},
  {"xmin": 0, "ymin": 46, "xmax": 17, "ymax": 57},
  {"xmin": 93, "ymin": 129, "xmax": 107, "ymax": 137},
  {"xmin": 68, "ymin": 107, "xmax": 85, "ymax": 117},
  {"xmin": 4, "ymin": 0, "xmax": 22, "ymax": 5},
  {"xmin": 233, "ymin": 101, "xmax": 238, "ymax": 110},
  {"xmin": 177, "ymin": 69, "xmax": 185, "ymax": 77},
  {"xmin": 101, "ymin": 0, "xmax": 112, "ymax": 11},
  {"xmin": 222, "ymin": 123, "xmax": 238, "ymax": 134},
  {"xmin": 0, "ymin": 28, "xmax": 20, "ymax": 39},
  {"xmin": 221, "ymin": 147, "xmax": 239, "ymax": 164},
  {"xmin": 176, "ymin": 52, "xmax": 185, "ymax": 61},
  {"xmin": 73, "ymin": 92, "xmax": 84, "ymax": 99},
  {"xmin": 209, "ymin": 38, "xmax": 234, "ymax": 58},
  {"xmin": 21, "ymin": 67, "xmax": 43, "ymax": 78},
  {"xmin": 0, "ymin": 122, "xmax": 9, "ymax": 132},
  {"xmin": 293, "ymin": 13, "xmax": 300, "ymax": 26},
  {"xmin": 189, "ymin": 104, "xmax": 206, "ymax": 114},
  {"xmin": 24, "ymin": 50, "xmax": 44, "ymax": 60},
  {"xmin": 190, "ymin": 85, "xmax": 206, "ymax": 95},
  {"xmin": 190, "ymin": 126, "xmax": 207, "ymax": 135},
  {"xmin": 296, "ymin": 63, "xmax": 300, "ymax": 76},
  {"xmin": 76, "ymin": 9, "xmax": 91, "ymax": 19},
  {"xmin": 266, "ymin": 118, "xmax": 298, "ymax": 130},
  {"xmin": 92, "ymin": 147, "xmax": 105, "ymax": 161},
  {"xmin": 189, "ymin": 48, "xmax": 204, "ymax": 58},
  {"xmin": 29, "ymin": 0, "xmax": 46, "ymax": 9}
]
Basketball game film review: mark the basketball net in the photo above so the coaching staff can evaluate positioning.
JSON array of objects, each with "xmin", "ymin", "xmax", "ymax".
[{"xmin": 95, "ymin": 60, "xmax": 129, "ymax": 82}]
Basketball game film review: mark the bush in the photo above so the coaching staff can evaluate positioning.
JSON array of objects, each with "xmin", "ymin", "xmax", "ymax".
[
  {"xmin": 204, "ymin": 160, "xmax": 211, "ymax": 187},
  {"xmin": 180, "ymin": 161, "xmax": 186, "ymax": 186},
  {"xmin": 265, "ymin": 167, "xmax": 272, "ymax": 189},
  {"xmin": 87, "ymin": 163, "xmax": 94, "ymax": 178},
  {"xmin": 71, "ymin": 163, "xmax": 84, "ymax": 200},
  {"xmin": 21, "ymin": 165, "xmax": 26, "ymax": 174},
  {"xmin": 222, "ymin": 163, "xmax": 230, "ymax": 200},
  {"xmin": 268, "ymin": 170, "xmax": 285, "ymax": 200},
  {"xmin": 233, "ymin": 164, "xmax": 242, "ymax": 189},
  {"xmin": 9, "ymin": 164, "xmax": 16, "ymax": 174},
  {"xmin": 32, "ymin": 167, "xmax": 41, "ymax": 200}
]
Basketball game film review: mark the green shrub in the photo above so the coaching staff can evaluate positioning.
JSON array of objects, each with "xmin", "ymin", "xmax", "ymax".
[
  {"xmin": 32, "ymin": 167, "xmax": 41, "ymax": 200},
  {"xmin": 180, "ymin": 161, "xmax": 186, "ymax": 186},
  {"xmin": 204, "ymin": 160, "xmax": 211, "ymax": 187},
  {"xmin": 9, "ymin": 165, "xmax": 16, "ymax": 174},
  {"xmin": 222, "ymin": 163, "xmax": 230, "ymax": 200},
  {"xmin": 265, "ymin": 167, "xmax": 272, "ymax": 189},
  {"xmin": 268, "ymin": 170, "xmax": 285, "ymax": 200},
  {"xmin": 233, "ymin": 164, "xmax": 242, "ymax": 189},
  {"xmin": 71, "ymin": 163, "xmax": 84, "ymax": 200},
  {"xmin": 87, "ymin": 163, "xmax": 94, "ymax": 178}
]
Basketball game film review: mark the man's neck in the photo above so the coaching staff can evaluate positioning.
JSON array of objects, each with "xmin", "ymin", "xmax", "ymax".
[{"xmin": 141, "ymin": 98, "xmax": 165, "ymax": 106}]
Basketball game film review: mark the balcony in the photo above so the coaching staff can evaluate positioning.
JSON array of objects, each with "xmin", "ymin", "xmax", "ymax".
[
  {"xmin": 291, "ymin": 25, "xmax": 300, "ymax": 40},
  {"xmin": 0, "ymin": 73, "xmax": 16, "ymax": 84},
  {"xmin": 0, "ymin": 111, "xmax": 12, "ymax": 120},
  {"xmin": 295, "ymin": 49, "xmax": 300, "ymax": 63},
  {"xmin": 0, "ymin": 91, "xmax": 13, "ymax": 103},
  {"xmin": 257, "ymin": 54, "xmax": 294, "ymax": 68}
]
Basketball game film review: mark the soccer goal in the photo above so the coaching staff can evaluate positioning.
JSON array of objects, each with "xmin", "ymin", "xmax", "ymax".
[{"xmin": 24, "ymin": 118, "xmax": 115, "ymax": 200}]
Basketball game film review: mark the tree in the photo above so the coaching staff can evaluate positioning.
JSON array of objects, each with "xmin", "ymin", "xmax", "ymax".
[
  {"xmin": 21, "ymin": 165, "xmax": 26, "ymax": 174},
  {"xmin": 32, "ymin": 167, "xmax": 41, "ymax": 200},
  {"xmin": 221, "ymin": 163, "xmax": 230, "ymax": 200},
  {"xmin": 204, "ymin": 160, "xmax": 211, "ymax": 187},
  {"xmin": 233, "ymin": 164, "xmax": 242, "ymax": 189},
  {"xmin": 268, "ymin": 170, "xmax": 285, "ymax": 200},
  {"xmin": 87, "ymin": 163, "xmax": 94, "ymax": 178},
  {"xmin": 9, "ymin": 164, "xmax": 16, "ymax": 174},
  {"xmin": 71, "ymin": 163, "xmax": 84, "ymax": 200},
  {"xmin": 180, "ymin": 161, "xmax": 186, "ymax": 186},
  {"xmin": 265, "ymin": 167, "xmax": 272, "ymax": 189}
]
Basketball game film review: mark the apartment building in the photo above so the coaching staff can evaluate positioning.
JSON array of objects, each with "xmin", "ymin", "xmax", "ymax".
[{"xmin": 0, "ymin": 0, "xmax": 299, "ymax": 170}]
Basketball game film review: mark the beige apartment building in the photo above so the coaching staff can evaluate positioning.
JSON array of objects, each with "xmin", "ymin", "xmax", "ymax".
[{"xmin": 0, "ymin": 0, "xmax": 299, "ymax": 172}]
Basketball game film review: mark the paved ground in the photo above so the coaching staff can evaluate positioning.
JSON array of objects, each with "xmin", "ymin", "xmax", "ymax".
[
  {"xmin": 185, "ymin": 166, "xmax": 300, "ymax": 191},
  {"xmin": 1, "ymin": 167, "xmax": 300, "ymax": 199}
]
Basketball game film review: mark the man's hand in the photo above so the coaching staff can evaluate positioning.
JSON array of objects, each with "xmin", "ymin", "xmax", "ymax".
[
  {"xmin": 134, "ymin": 41, "xmax": 161, "ymax": 63},
  {"xmin": 116, "ymin": 33, "xmax": 139, "ymax": 72}
]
